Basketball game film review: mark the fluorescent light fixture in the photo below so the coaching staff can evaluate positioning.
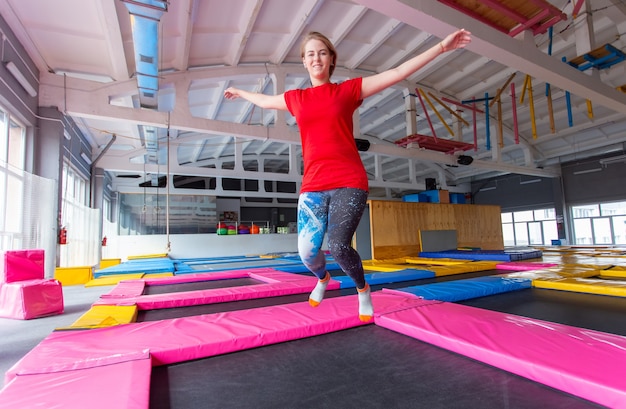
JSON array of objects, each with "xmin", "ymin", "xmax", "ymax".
[
  {"xmin": 572, "ymin": 168, "xmax": 602, "ymax": 175},
  {"xmin": 520, "ymin": 179, "xmax": 541, "ymax": 185},
  {"xmin": 53, "ymin": 69, "xmax": 114, "ymax": 83},
  {"xmin": 80, "ymin": 152, "xmax": 92, "ymax": 165},
  {"xmin": 64, "ymin": 132, "xmax": 71, "ymax": 140},
  {"xmin": 599, "ymin": 155, "xmax": 626, "ymax": 166},
  {"xmin": 479, "ymin": 186, "xmax": 496, "ymax": 192},
  {"xmin": 5, "ymin": 61, "xmax": 37, "ymax": 97}
]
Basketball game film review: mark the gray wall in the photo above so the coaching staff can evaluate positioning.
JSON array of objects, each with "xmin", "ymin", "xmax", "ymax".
[
  {"xmin": 471, "ymin": 152, "xmax": 626, "ymax": 242},
  {"xmin": 471, "ymin": 174, "xmax": 560, "ymax": 212},
  {"xmin": 561, "ymin": 155, "xmax": 626, "ymax": 205},
  {"xmin": 0, "ymin": 13, "xmax": 38, "ymax": 173}
]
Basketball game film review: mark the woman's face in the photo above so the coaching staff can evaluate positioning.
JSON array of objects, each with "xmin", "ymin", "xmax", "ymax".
[{"xmin": 302, "ymin": 38, "xmax": 332, "ymax": 82}]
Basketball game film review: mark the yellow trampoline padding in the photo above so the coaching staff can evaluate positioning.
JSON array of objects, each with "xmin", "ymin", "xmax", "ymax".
[
  {"xmin": 362, "ymin": 263, "xmax": 405, "ymax": 272},
  {"xmin": 404, "ymin": 257, "xmax": 469, "ymax": 266},
  {"xmin": 363, "ymin": 258, "xmax": 409, "ymax": 265},
  {"xmin": 59, "ymin": 305, "xmax": 138, "ymax": 329},
  {"xmin": 533, "ymin": 277, "xmax": 626, "ymax": 297},
  {"xmin": 127, "ymin": 253, "xmax": 169, "ymax": 260},
  {"xmin": 143, "ymin": 272, "xmax": 174, "ymax": 278},
  {"xmin": 430, "ymin": 261, "xmax": 498, "ymax": 277},
  {"xmin": 604, "ymin": 265, "xmax": 626, "ymax": 270},
  {"xmin": 100, "ymin": 258, "xmax": 121, "ymax": 269},
  {"xmin": 535, "ymin": 266, "xmax": 602, "ymax": 278},
  {"xmin": 84, "ymin": 273, "xmax": 145, "ymax": 287},
  {"xmin": 600, "ymin": 268, "xmax": 626, "ymax": 278},
  {"xmin": 361, "ymin": 259, "xmax": 412, "ymax": 272},
  {"xmin": 561, "ymin": 262, "xmax": 614, "ymax": 270}
]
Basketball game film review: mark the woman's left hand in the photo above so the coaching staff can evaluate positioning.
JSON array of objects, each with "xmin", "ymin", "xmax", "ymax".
[{"xmin": 441, "ymin": 29, "xmax": 472, "ymax": 53}]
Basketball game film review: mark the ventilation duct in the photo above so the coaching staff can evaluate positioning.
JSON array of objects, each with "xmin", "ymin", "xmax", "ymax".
[{"xmin": 121, "ymin": 0, "xmax": 168, "ymax": 109}]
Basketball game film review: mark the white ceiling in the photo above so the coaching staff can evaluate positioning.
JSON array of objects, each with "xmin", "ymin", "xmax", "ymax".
[{"xmin": 2, "ymin": 0, "xmax": 626, "ymax": 200}]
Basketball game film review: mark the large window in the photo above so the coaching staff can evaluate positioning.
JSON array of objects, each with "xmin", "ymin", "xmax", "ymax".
[
  {"xmin": 118, "ymin": 193, "xmax": 217, "ymax": 235},
  {"xmin": 571, "ymin": 201, "xmax": 626, "ymax": 245},
  {"xmin": 501, "ymin": 208, "xmax": 557, "ymax": 246},
  {"xmin": 59, "ymin": 161, "xmax": 99, "ymax": 267},
  {"xmin": 0, "ymin": 107, "xmax": 27, "ymax": 249}
]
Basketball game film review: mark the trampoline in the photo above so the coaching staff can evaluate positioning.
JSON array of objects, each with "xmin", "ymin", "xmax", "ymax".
[
  {"xmin": 136, "ymin": 270, "xmax": 499, "ymax": 322},
  {"xmin": 142, "ymin": 277, "xmax": 262, "ymax": 295},
  {"xmin": 459, "ymin": 286, "xmax": 626, "ymax": 336},
  {"xmin": 150, "ymin": 325, "xmax": 602, "ymax": 409}
]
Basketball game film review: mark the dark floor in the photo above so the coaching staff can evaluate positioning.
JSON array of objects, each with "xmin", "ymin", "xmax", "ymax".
[{"xmin": 0, "ymin": 284, "xmax": 113, "ymax": 382}]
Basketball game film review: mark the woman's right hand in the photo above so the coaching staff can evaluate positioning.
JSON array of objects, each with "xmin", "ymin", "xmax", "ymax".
[{"xmin": 224, "ymin": 87, "xmax": 241, "ymax": 100}]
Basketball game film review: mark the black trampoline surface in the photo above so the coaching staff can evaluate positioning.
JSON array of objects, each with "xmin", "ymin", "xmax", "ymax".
[
  {"xmin": 142, "ymin": 277, "xmax": 262, "ymax": 295},
  {"xmin": 149, "ymin": 325, "xmax": 603, "ymax": 409},
  {"xmin": 458, "ymin": 287, "xmax": 626, "ymax": 336}
]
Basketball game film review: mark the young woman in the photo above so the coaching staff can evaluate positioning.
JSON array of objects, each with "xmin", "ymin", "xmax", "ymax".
[{"xmin": 224, "ymin": 28, "xmax": 472, "ymax": 321}]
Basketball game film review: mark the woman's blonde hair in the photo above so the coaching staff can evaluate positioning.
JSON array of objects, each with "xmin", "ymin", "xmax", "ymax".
[{"xmin": 300, "ymin": 31, "xmax": 337, "ymax": 77}]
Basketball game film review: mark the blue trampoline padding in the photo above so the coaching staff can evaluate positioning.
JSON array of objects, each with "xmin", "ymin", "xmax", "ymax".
[
  {"xmin": 274, "ymin": 263, "xmax": 342, "ymax": 273},
  {"xmin": 334, "ymin": 269, "xmax": 435, "ymax": 289},
  {"xmin": 418, "ymin": 249, "xmax": 542, "ymax": 261},
  {"xmin": 174, "ymin": 262, "xmax": 195, "ymax": 273},
  {"xmin": 395, "ymin": 275, "xmax": 532, "ymax": 302},
  {"xmin": 94, "ymin": 259, "xmax": 175, "ymax": 277}
]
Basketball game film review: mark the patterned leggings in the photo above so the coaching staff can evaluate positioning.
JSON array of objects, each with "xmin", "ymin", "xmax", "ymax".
[{"xmin": 297, "ymin": 188, "xmax": 368, "ymax": 289}]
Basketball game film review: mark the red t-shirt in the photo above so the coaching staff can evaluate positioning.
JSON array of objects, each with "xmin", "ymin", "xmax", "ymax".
[{"xmin": 284, "ymin": 77, "xmax": 369, "ymax": 193}]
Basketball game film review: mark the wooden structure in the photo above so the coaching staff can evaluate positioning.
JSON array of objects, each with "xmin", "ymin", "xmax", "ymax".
[
  {"xmin": 394, "ymin": 134, "xmax": 475, "ymax": 154},
  {"xmin": 566, "ymin": 44, "xmax": 626, "ymax": 72},
  {"xmin": 438, "ymin": 0, "xmax": 566, "ymax": 37},
  {"xmin": 366, "ymin": 200, "xmax": 503, "ymax": 260}
]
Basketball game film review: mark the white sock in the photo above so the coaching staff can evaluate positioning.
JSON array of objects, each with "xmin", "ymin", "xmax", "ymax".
[
  {"xmin": 357, "ymin": 283, "xmax": 373, "ymax": 322},
  {"xmin": 309, "ymin": 272, "xmax": 330, "ymax": 307}
]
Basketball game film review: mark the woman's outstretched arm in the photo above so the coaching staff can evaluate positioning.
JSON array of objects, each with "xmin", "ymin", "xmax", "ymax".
[
  {"xmin": 224, "ymin": 87, "xmax": 288, "ymax": 111},
  {"xmin": 361, "ymin": 29, "xmax": 472, "ymax": 100}
]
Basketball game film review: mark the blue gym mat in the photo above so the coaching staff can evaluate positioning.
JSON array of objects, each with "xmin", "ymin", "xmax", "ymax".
[{"xmin": 392, "ymin": 275, "xmax": 532, "ymax": 302}]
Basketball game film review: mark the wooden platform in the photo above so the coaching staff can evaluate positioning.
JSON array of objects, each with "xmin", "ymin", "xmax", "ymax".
[
  {"xmin": 438, "ymin": 0, "xmax": 566, "ymax": 37},
  {"xmin": 395, "ymin": 134, "xmax": 475, "ymax": 154},
  {"xmin": 567, "ymin": 44, "xmax": 626, "ymax": 71}
]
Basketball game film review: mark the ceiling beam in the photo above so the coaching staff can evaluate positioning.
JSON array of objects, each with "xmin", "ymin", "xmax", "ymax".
[{"xmin": 353, "ymin": 0, "xmax": 626, "ymax": 115}]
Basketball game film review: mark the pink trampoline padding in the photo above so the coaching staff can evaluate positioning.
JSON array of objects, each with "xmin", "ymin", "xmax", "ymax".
[
  {"xmin": 100, "ymin": 280, "xmax": 146, "ymax": 298},
  {"xmin": 0, "ymin": 280, "xmax": 63, "ymax": 320},
  {"xmin": 1, "ymin": 249, "xmax": 45, "ymax": 283},
  {"xmin": 496, "ymin": 262, "xmax": 558, "ymax": 271},
  {"xmin": 98, "ymin": 269, "xmax": 283, "ymax": 299},
  {"xmin": 96, "ymin": 269, "xmax": 341, "ymax": 309},
  {"xmin": 0, "ymin": 356, "xmax": 150, "ymax": 409},
  {"xmin": 375, "ymin": 301, "xmax": 626, "ymax": 408},
  {"xmin": 7, "ymin": 292, "xmax": 423, "ymax": 383},
  {"xmin": 143, "ymin": 268, "xmax": 313, "ymax": 285}
]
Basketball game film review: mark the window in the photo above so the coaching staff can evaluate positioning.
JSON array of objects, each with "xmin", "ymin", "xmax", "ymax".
[
  {"xmin": 0, "ymin": 106, "xmax": 28, "ymax": 249},
  {"xmin": 501, "ymin": 208, "xmax": 557, "ymax": 246},
  {"xmin": 8, "ymin": 117, "xmax": 25, "ymax": 169},
  {"xmin": 0, "ymin": 109, "xmax": 26, "ymax": 169},
  {"xmin": 571, "ymin": 201, "xmax": 626, "ymax": 245},
  {"xmin": 62, "ymin": 163, "xmax": 89, "ymax": 206}
]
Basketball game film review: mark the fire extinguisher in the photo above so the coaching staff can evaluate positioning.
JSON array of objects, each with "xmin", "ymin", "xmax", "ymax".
[
  {"xmin": 59, "ymin": 227, "xmax": 67, "ymax": 245},
  {"xmin": 102, "ymin": 236, "xmax": 107, "ymax": 246}
]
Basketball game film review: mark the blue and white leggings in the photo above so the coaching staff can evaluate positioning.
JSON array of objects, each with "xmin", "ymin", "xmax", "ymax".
[{"xmin": 297, "ymin": 188, "xmax": 368, "ymax": 289}]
